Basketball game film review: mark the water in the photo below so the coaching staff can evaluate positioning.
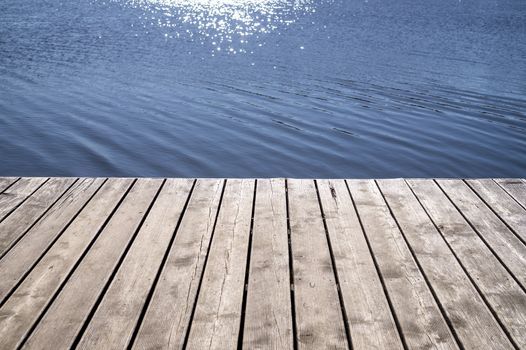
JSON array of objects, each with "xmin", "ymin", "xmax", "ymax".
[{"xmin": 1, "ymin": 0, "xmax": 525, "ymax": 178}]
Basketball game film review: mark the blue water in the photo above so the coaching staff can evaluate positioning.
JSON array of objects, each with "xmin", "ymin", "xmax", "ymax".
[{"xmin": 1, "ymin": 0, "xmax": 525, "ymax": 177}]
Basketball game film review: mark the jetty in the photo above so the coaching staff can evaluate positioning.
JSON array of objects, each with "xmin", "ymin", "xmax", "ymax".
[{"xmin": 0, "ymin": 177, "xmax": 525, "ymax": 349}]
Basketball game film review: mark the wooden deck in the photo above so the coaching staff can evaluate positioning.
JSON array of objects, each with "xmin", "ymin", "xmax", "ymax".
[{"xmin": 0, "ymin": 177, "xmax": 525, "ymax": 349}]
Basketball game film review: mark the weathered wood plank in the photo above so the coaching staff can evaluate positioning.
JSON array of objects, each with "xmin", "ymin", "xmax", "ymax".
[
  {"xmin": 347, "ymin": 179, "xmax": 457, "ymax": 350},
  {"xmin": 379, "ymin": 179, "xmax": 513, "ymax": 349},
  {"xmin": 242, "ymin": 179, "xmax": 293, "ymax": 350},
  {"xmin": 317, "ymin": 179, "xmax": 403, "ymax": 350},
  {"xmin": 495, "ymin": 179, "xmax": 526, "ymax": 209},
  {"xmin": 186, "ymin": 179, "xmax": 254, "ymax": 349},
  {"xmin": 467, "ymin": 179, "xmax": 526, "ymax": 243},
  {"xmin": 76, "ymin": 179, "xmax": 193, "ymax": 350},
  {"xmin": 0, "ymin": 178, "xmax": 105, "ymax": 303},
  {"xmin": 0, "ymin": 178, "xmax": 133, "ymax": 349},
  {"xmin": 23, "ymin": 179, "xmax": 163, "ymax": 350},
  {"xmin": 0, "ymin": 177, "xmax": 522, "ymax": 349},
  {"xmin": 0, "ymin": 177, "xmax": 18, "ymax": 193},
  {"xmin": 0, "ymin": 177, "xmax": 47, "ymax": 222},
  {"xmin": 0, "ymin": 177, "xmax": 76, "ymax": 258},
  {"xmin": 131, "ymin": 179, "xmax": 224, "ymax": 350},
  {"xmin": 408, "ymin": 179, "xmax": 526, "ymax": 348},
  {"xmin": 438, "ymin": 179, "xmax": 526, "ymax": 289},
  {"xmin": 288, "ymin": 179, "xmax": 348, "ymax": 349}
]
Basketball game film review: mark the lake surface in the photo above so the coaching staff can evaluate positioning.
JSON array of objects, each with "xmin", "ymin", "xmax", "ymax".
[{"xmin": 1, "ymin": 0, "xmax": 525, "ymax": 178}]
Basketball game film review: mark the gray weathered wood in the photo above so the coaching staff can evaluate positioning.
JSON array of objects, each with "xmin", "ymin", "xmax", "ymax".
[
  {"xmin": 76, "ymin": 179, "xmax": 193, "ymax": 350},
  {"xmin": 288, "ymin": 179, "xmax": 348, "ymax": 349},
  {"xmin": 0, "ymin": 178, "xmax": 104, "ymax": 302},
  {"xmin": 317, "ymin": 179, "xmax": 403, "ymax": 350},
  {"xmin": 438, "ymin": 179, "xmax": 526, "ymax": 289},
  {"xmin": 409, "ymin": 179, "xmax": 526, "ymax": 348},
  {"xmin": 0, "ymin": 177, "xmax": 76, "ymax": 258},
  {"xmin": 495, "ymin": 179, "xmax": 526, "ymax": 209},
  {"xmin": 0, "ymin": 177, "xmax": 47, "ymax": 222},
  {"xmin": 0, "ymin": 178, "xmax": 133, "ymax": 349},
  {"xmin": 186, "ymin": 179, "xmax": 254, "ymax": 349},
  {"xmin": 242, "ymin": 179, "xmax": 293, "ymax": 350},
  {"xmin": 467, "ymin": 179, "xmax": 526, "ymax": 243},
  {"xmin": 23, "ymin": 179, "xmax": 162, "ymax": 350},
  {"xmin": 0, "ymin": 177, "xmax": 18, "ymax": 193},
  {"xmin": 131, "ymin": 179, "xmax": 224, "ymax": 350},
  {"xmin": 348, "ymin": 179, "xmax": 457, "ymax": 350},
  {"xmin": 0, "ymin": 177, "xmax": 522, "ymax": 349},
  {"xmin": 379, "ymin": 179, "xmax": 513, "ymax": 349}
]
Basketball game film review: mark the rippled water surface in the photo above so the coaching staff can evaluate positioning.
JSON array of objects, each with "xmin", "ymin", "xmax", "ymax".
[{"xmin": 1, "ymin": 0, "xmax": 525, "ymax": 177}]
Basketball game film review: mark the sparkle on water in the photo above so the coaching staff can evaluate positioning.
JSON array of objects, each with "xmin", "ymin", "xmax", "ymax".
[
  {"xmin": 122, "ymin": 0, "xmax": 319, "ymax": 54},
  {"xmin": 1, "ymin": 0, "xmax": 525, "ymax": 178}
]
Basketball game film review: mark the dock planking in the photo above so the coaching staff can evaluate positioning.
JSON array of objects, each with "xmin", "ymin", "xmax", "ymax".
[
  {"xmin": 0, "ymin": 177, "xmax": 18, "ymax": 194},
  {"xmin": 0, "ymin": 177, "xmax": 525, "ymax": 349},
  {"xmin": 0, "ymin": 178, "xmax": 104, "ymax": 302},
  {"xmin": 378, "ymin": 179, "xmax": 512, "ymax": 349},
  {"xmin": 288, "ymin": 179, "xmax": 348, "ymax": 349},
  {"xmin": 348, "ymin": 180, "xmax": 458, "ymax": 350},
  {"xmin": 242, "ymin": 178, "xmax": 293, "ymax": 349},
  {"xmin": 0, "ymin": 178, "xmax": 48, "ymax": 223},
  {"xmin": 0, "ymin": 177, "xmax": 76, "ymax": 258}
]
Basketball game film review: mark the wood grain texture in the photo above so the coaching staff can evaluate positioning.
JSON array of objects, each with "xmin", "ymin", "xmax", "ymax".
[
  {"xmin": 288, "ymin": 179, "xmax": 348, "ymax": 350},
  {"xmin": 0, "ymin": 177, "xmax": 76, "ymax": 257},
  {"xmin": 495, "ymin": 179, "xmax": 526, "ymax": 209},
  {"xmin": 0, "ymin": 178, "xmax": 133, "ymax": 349},
  {"xmin": 379, "ymin": 179, "xmax": 513, "ymax": 349},
  {"xmin": 242, "ymin": 179, "xmax": 293, "ymax": 350},
  {"xmin": 408, "ymin": 179, "xmax": 526, "ymax": 348},
  {"xmin": 0, "ymin": 177, "xmax": 18, "ymax": 193},
  {"xmin": 186, "ymin": 179, "xmax": 254, "ymax": 349},
  {"xmin": 0, "ymin": 177, "xmax": 47, "ymax": 222},
  {"xmin": 131, "ymin": 179, "xmax": 224, "ymax": 350},
  {"xmin": 0, "ymin": 177, "xmax": 523, "ymax": 350},
  {"xmin": 0, "ymin": 178, "xmax": 104, "ymax": 303},
  {"xmin": 23, "ymin": 179, "xmax": 162, "ymax": 350},
  {"xmin": 317, "ymin": 179, "xmax": 403, "ymax": 350},
  {"xmin": 348, "ymin": 179, "xmax": 457, "ymax": 350},
  {"xmin": 438, "ymin": 179, "xmax": 526, "ymax": 289},
  {"xmin": 467, "ymin": 179, "xmax": 526, "ymax": 243},
  {"xmin": 76, "ymin": 179, "xmax": 193, "ymax": 350}
]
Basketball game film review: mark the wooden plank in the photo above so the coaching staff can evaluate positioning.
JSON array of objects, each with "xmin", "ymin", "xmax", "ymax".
[
  {"xmin": 467, "ymin": 179, "xmax": 526, "ymax": 243},
  {"xmin": 0, "ymin": 177, "xmax": 18, "ymax": 193},
  {"xmin": 438, "ymin": 179, "xmax": 526, "ymax": 289},
  {"xmin": 408, "ymin": 179, "xmax": 526, "ymax": 348},
  {"xmin": 287, "ymin": 179, "xmax": 348, "ymax": 349},
  {"xmin": 0, "ymin": 177, "xmax": 77, "ymax": 257},
  {"xmin": 22, "ymin": 179, "xmax": 162, "ymax": 349},
  {"xmin": 495, "ymin": 179, "xmax": 526, "ymax": 209},
  {"xmin": 347, "ymin": 179, "xmax": 457, "ymax": 350},
  {"xmin": 0, "ymin": 176, "xmax": 522, "ymax": 349},
  {"xmin": 317, "ymin": 179, "xmax": 403, "ymax": 349},
  {"xmin": 0, "ymin": 178, "xmax": 133, "ymax": 349},
  {"xmin": 0, "ymin": 177, "xmax": 47, "ymax": 221},
  {"xmin": 131, "ymin": 179, "xmax": 224, "ymax": 350},
  {"xmin": 242, "ymin": 179, "xmax": 293, "ymax": 350},
  {"xmin": 0, "ymin": 178, "xmax": 105, "ymax": 302},
  {"xmin": 379, "ymin": 179, "xmax": 513, "ymax": 349},
  {"xmin": 186, "ymin": 179, "xmax": 254, "ymax": 349},
  {"xmin": 75, "ymin": 179, "xmax": 193, "ymax": 349}
]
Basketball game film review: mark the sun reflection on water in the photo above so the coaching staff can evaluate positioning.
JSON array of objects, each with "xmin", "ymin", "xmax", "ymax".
[{"xmin": 120, "ymin": 0, "xmax": 320, "ymax": 54}]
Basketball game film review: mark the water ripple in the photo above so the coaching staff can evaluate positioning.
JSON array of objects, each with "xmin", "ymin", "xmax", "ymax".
[
  {"xmin": 120, "ymin": 0, "xmax": 323, "ymax": 53},
  {"xmin": 0, "ymin": 0, "xmax": 525, "ymax": 177}
]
